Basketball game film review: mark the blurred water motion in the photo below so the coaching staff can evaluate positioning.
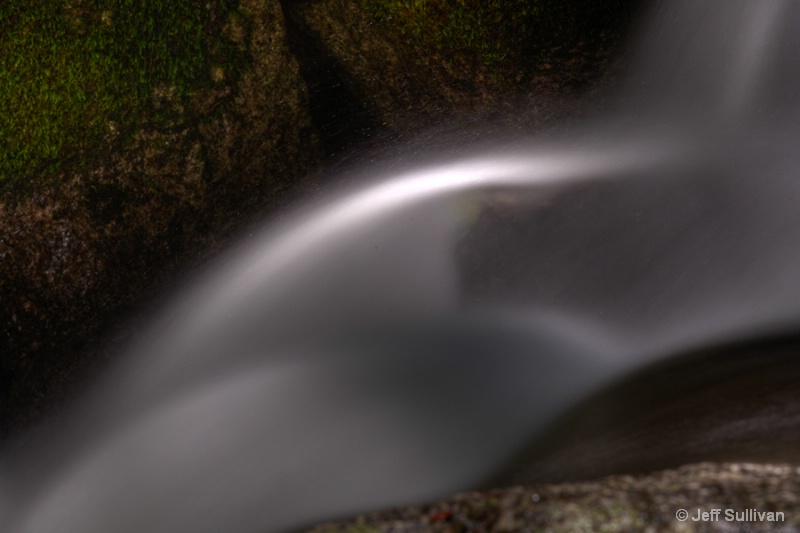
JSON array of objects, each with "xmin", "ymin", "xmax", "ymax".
[
  {"xmin": 5, "ymin": 1, "xmax": 800, "ymax": 532},
  {"xmin": 623, "ymin": 0, "xmax": 800, "ymax": 124}
]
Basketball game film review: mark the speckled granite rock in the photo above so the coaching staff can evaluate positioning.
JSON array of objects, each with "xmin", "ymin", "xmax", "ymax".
[{"xmin": 308, "ymin": 463, "xmax": 800, "ymax": 532}]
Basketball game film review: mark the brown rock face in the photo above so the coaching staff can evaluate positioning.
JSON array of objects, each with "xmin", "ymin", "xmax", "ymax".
[
  {"xmin": 0, "ymin": 0, "xmax": 320, "ymax": 434},
  {"xmin": 280, "ymin": 0, "xmax": 635, "ymax": 166}
]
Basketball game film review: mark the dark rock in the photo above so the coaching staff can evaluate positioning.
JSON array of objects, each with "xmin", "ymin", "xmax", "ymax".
[{"xmin": 0, "ymin": 0, "xmax": 320, "ymax": 435}]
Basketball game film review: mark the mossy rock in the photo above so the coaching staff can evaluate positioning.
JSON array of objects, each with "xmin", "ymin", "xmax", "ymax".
[
  {"xmin": 0, "ymin": 0, "xmax": 320, "ymax": 433},
  {"xmin": 0, "ymin": 1, "xmax": 232, "ymax": 192}
]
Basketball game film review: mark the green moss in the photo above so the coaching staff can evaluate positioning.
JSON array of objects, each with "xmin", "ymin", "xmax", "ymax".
[{"xmin": 0, "ymin": 0, "xmax": 239, "ymax": 192}]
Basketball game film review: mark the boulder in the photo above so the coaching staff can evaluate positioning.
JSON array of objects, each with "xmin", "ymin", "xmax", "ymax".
[{"xmin": 0, "ymin": 0, "xmax": 319, "ymax": 433}]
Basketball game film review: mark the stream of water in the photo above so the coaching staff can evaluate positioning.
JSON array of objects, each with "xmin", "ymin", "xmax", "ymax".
[{"xmin": 5, "ymin": 1, "xmax": 800, "ymax": 531}]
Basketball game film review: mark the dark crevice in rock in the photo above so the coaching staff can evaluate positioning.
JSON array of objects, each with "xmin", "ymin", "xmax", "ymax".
[{"xmin": 281, "ymin": 1, "xmax": 383, "ymax": 159}]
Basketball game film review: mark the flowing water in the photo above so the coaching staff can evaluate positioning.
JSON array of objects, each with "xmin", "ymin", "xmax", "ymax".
[{"xmin": 5, "ymin": 1, "xmax": 800, "ymax": 531}]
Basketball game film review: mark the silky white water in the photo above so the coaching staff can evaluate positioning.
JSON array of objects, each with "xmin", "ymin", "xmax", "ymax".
[{"xmin": 5, "ymin": 1, "xmax": 800, "ymax": 531}]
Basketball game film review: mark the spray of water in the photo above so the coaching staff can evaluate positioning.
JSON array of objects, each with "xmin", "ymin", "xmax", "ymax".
[{"xmin": 4, "ymin": 1, "xmax": 800, "ymax": 532}]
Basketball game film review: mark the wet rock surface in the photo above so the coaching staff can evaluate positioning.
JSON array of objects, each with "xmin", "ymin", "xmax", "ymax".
[{"xmin": 508, "ymin": 335, "xmax": 800, "ymax": 485}]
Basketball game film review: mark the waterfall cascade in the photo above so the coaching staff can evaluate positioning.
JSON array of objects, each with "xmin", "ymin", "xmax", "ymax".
[{"xmin": 5, "ymin": 1, "xmax": 800, "ymax": 531}]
